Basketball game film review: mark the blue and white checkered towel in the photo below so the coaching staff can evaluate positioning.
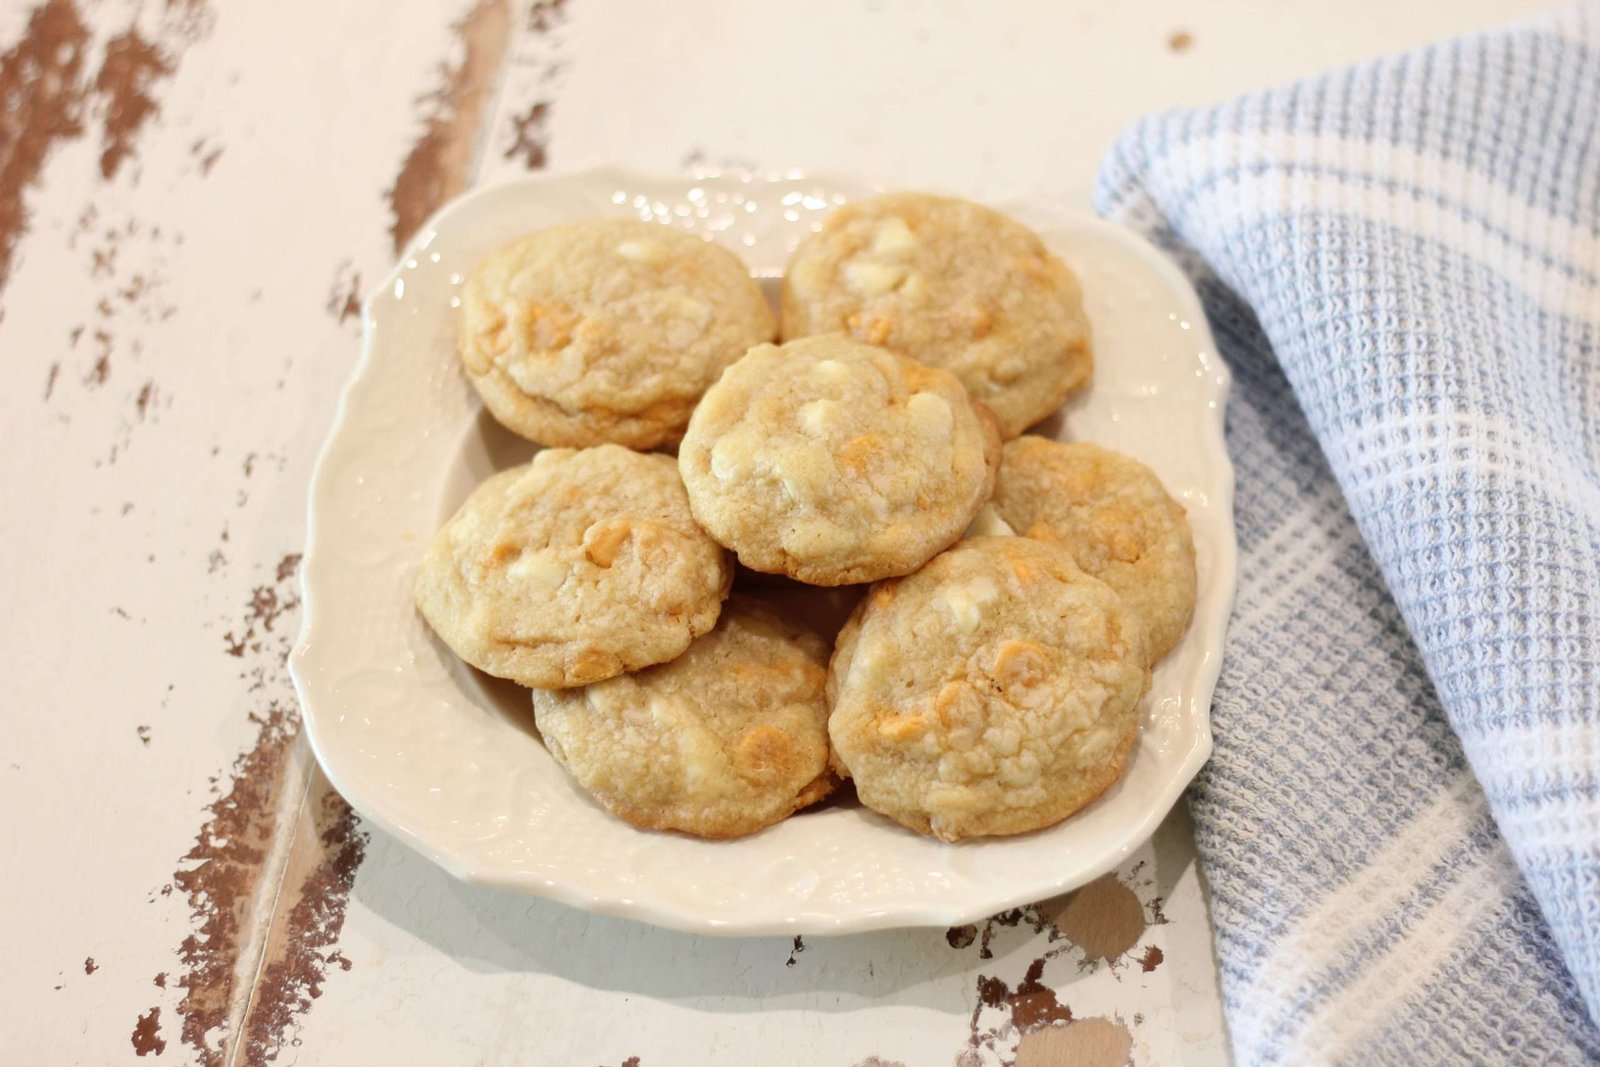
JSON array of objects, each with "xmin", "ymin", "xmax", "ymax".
[{"xmin": 1095, "ymin": 6, "xmax": 1600, "ymax": 1063}]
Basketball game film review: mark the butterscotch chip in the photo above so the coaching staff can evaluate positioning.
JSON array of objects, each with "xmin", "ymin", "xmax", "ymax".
[
  {"xmin": 414, "ymin": 445, "xmax": 731, "ymax": 688},
  {"xmin": 993, "ymin": 438, "xmax": 1196, "ymax": 663},
  {"xmin": 532, "ymin": 597, "xmax": 836, "ymax": 838},
  {"xmin": 678, "ymin": 335, "xmax": 1001, "ymax": 586},
  {"xmin": 459, "ymin": 219, "xmax": 774, "ymax": 449},
  {"xmin": 781, "ymin": 193, "xmax": 1091, "ymax": 438},
  {"xmin": 828, "ymin": 537, "xmax": 1148, "ymax": 841}
]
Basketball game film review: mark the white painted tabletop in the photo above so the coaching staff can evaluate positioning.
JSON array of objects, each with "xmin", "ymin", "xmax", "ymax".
[{"xmin": 0, "ymin": 1, "xmax": 1553, "ymax": 1064}]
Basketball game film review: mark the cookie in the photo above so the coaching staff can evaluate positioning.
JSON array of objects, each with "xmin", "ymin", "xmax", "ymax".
[
  {"xmin": 532, "ymin": 596, "xmax": 836, "ymax": 838},
  {"xmin": 828, "ymin": 537, "xmax": 1148, "ymax": 841},
  {"xmin": 414, "ymin": 444, "xmax": 731, "ymax": 688},
  {"xmin": 679, "ymin": 334, "xmax": 1001, "ymax": 585},
  {"xmin": 781, "ymin": 192, "xmax": 1091, "ymax": 438},
  {"xmin": 992, "ymin": 437, "xmax": 1196, "ymax": 663},
  {"xmin": 459, "ymin": 219, "xmax": 775, "ymax": 449}
]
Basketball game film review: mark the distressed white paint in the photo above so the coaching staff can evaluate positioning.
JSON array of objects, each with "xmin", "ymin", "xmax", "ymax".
[{"xmin": 0, "ymin": 0, "xmax": 1556, "ymax": 1063}]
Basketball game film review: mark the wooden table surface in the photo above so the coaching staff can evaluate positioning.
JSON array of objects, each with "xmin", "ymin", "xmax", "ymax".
[{"xmin": 1, "ymin": 1, "xmax": 1550, "ymax": 1063}]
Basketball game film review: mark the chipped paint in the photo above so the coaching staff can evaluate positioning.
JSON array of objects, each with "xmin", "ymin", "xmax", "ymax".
[
  {"xmin": 86, "ymin": 352, "xmax": 111, "ymax": 386},
  {"xmin": 190, "ymin": 137, "xmax": 223, "ymax": 175},
  {"xmin": 974, "ymin": 905, "xmax": 1054, "ymax": 960},
  {"xmin": 1009, "ymin": 958, "xmax": 1073, "ymax": 1031},
  {"xmin": 1049, "ymin": 875, "xmax": 1145, "ymax": 963},
  {"xmin": 504, "ymin": 100, "xmax": 551, "ymax": 168},
  {"xmin": 326, "ymin": 262, "xmax": 362, "ymax": 325},
  {"xmin": 165, "ymin": 552, "xmax": 366, "ymax": 1064},
  {"xmin": 1138, "ymin": 945, "xmax": 1163, "ymax": 973},
  {"xmin": 0, "ymin": 0, "xmax": 91, "ymax": 304},
  {"xmin": 387, "ymin": 0, "xmax": 514, "ymax": 252},
  {"xmin": 131, "ymin": 1006, "xmax": 166, "ymax": 1056},
  {"xmin": 785, "ymin": 934, "xmax": 805, "ymax": 967},
  {"xmin": 527, "ymin": 0, "xmax": 569, "ymax": 32},
  {"xmin": 234, "ymin": 774, "xmax": 368, "ymax": 1063},
  {"xmin": 275, "ymin": 554, "xmax": 301, "ymax": 584},
  {"xmin": 947, "ymin": 924, "xmax": 978, "ymax": 949},
  {"xmin": 169, "ymin": 697, "xmax": 301, "ymax": 1063},
  {"xmin": 93, "ymin": 28, "xmax": 173, "ymax": 180},
  {"xmin": 1014, "ymin": 1017, "xmax": 1133, "ymax": 1067},
  {"xmin": 84, "ymin": 957, "xmax": 98, "ymax": 975}
]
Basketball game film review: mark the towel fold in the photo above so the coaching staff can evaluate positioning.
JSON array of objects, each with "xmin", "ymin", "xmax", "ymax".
[{"xmin": 1094, "ymin": 5, "xmax": 1600, "ymax": 1063}]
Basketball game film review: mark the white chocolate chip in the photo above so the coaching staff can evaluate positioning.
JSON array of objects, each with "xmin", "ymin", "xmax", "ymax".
[
  {"xmin": 873, "ymin": 217, "xmax": 917, "ymax": 255},
  {"xmin": 506, "ymin": 552, "xmax": 567, "ymax": 591},
  {"xmin": 845, "ymin": 261, "xmax": 906, "ymax": 296},
  {"xmin": 799, "ymin": 399, "xmax": 837, "ymax": 437},
  {"xmin": 710, "ymin": 436, "xmax": 749, "ymax": 481},
  {"xmin": 504, "ymin": 359, "xmax": 541, "ymax": 394},
  {"xmin": 939, "ymin": 577, "xmax": 998, "ymax": 635},
  {"xmin": 906, "ymin": 391, "xmax": 954, "ymax": 441},
  {"xmin": 813, "ymin": 359, "xmax": 851, "ymax": 384}
]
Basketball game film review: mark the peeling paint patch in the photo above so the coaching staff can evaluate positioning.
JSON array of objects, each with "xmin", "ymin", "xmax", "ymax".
[
  {"xmin": 975, "ymin": 905, "xmax": 1055, "ymax": 960},
  {"xmin": 325, "ymin": 261, "xmax": 362, "ymax": 324},
  {"xmin": 1048, "ymin": 875, "xmax": 1145, "ymax": 963},
  {"xmin": 947, "ymin": 923, "xmax": 978, "ymax": 949},
  {"xmin": 0, "ymin": 0, "xmax": 91, "ymax": 305},
  {"xmin": 527, "ymin": 0, "xmax": 569, "ymax": 32},
  {"xmin": 93, "ymin": 28, "xmax": 174, "ymax": 180},
  {"xmin": 1138, "ymin": 944, "xmax": 1163, "ymax": 972},
  {"xmin": 166, "ymin": 553, "xmax": 367, "ymax": 1064},
  {"xmin": 131, "ymin": 1006, "xmax": 166, "ymax": 1056},
  {"xmin": 169, "ymin": 698, "xmax": 300, "ymax": 1063},
  {"xmin": 1009, "ymin": 958, "xmax": 1073, "ymax": 1031},
  {"xmin": 190, "ymin": 137, "xmax": 223, "ymax": 175},
  {"xmin": 1015, "ymin": 1017, "xmax": 1133, "ymax": 1067},
  {"xmin": 387, "ymin": 0, "xmax": 514, "ymax": 252},
  {"xmin": 276, "ymin": 553, "xmax": 302, "ymax": 584},
  {"xmin": 222, "ymin": 575, "xmax": 300, "ymax": 658},
  {"xmin": 235, "ymin": 776, "xmax": 368, "ymax": 1063},
  {"xmin": 504, "ymin": 100, "xmax": 551, "ymax": 168}
]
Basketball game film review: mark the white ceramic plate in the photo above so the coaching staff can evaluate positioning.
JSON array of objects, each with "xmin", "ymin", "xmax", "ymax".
[{"xmin": 291, "ymin": 168, "xmax": 1235, "ymax": 935}]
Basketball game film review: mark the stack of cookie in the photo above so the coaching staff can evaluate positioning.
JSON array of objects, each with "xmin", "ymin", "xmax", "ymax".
[{"xmin": 415, "ymin": 193, "xmax": 1196, "ymax": 843}]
